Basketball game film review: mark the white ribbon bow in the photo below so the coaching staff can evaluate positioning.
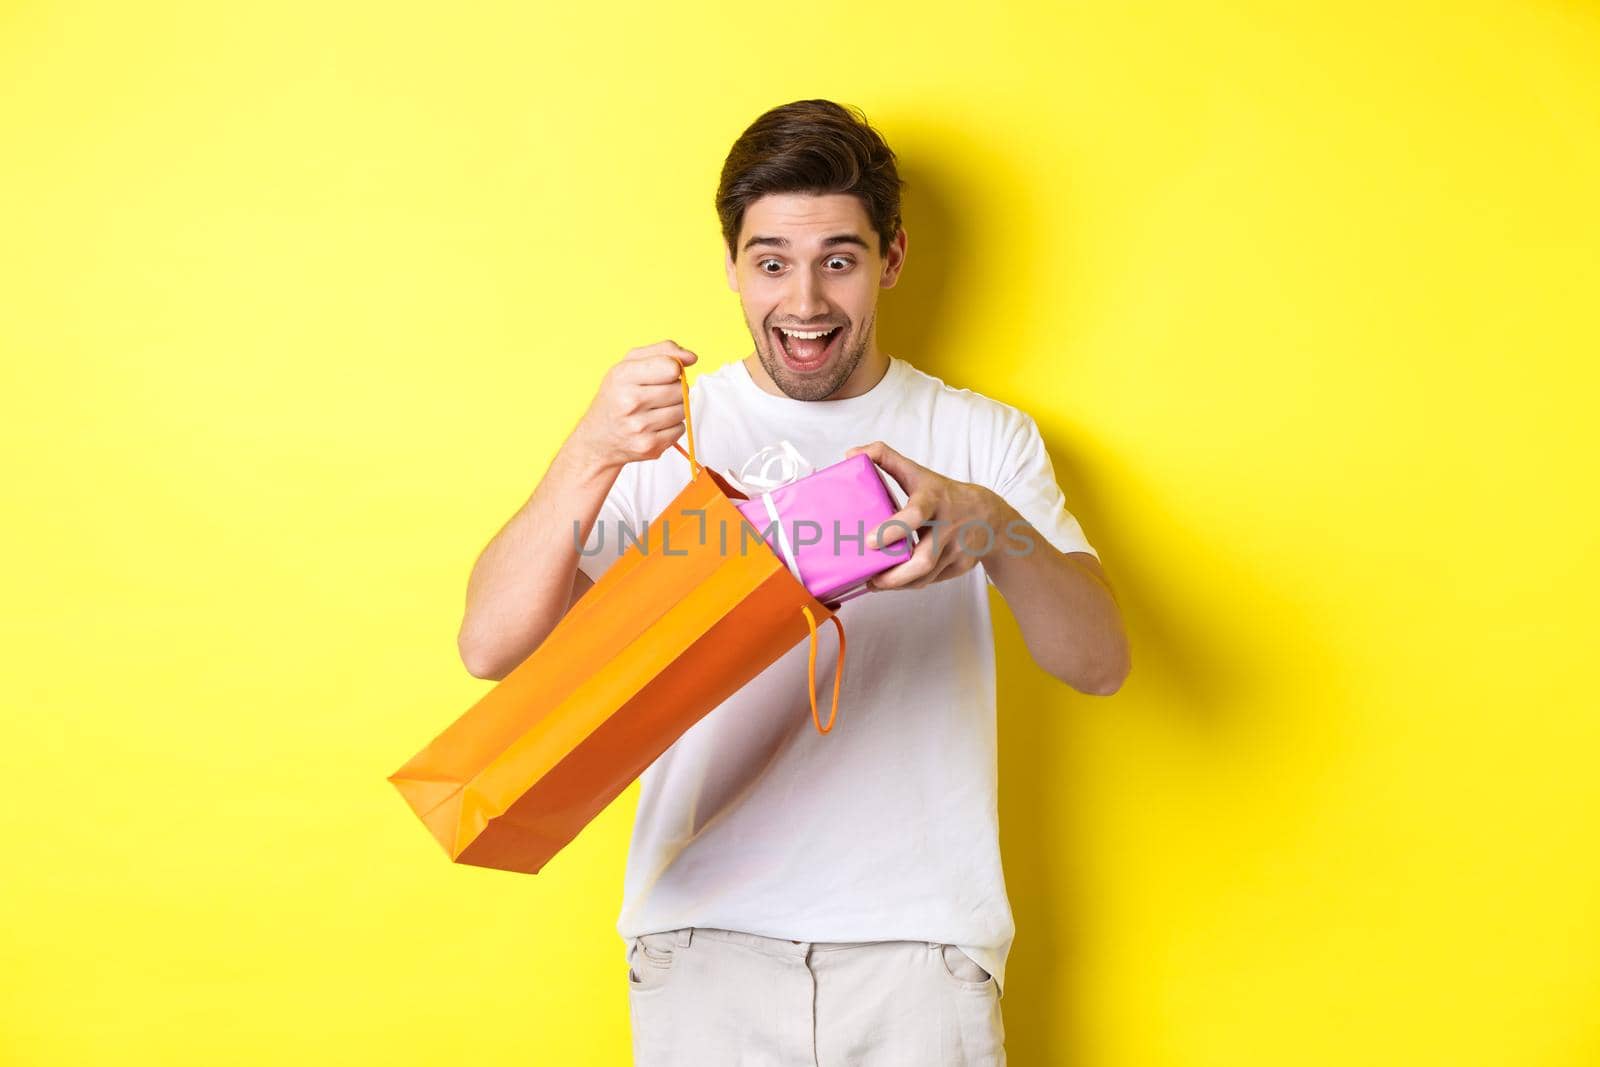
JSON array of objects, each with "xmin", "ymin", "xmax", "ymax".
[
  {"xmin": 735, "ymin": 440, "xmax": 814, "ymax": 493},
  {"xmin": 723, "ymin": 441, "xmax": 815, "ymax": 584}
]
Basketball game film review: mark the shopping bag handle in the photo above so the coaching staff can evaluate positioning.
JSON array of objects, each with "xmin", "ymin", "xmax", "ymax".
[
  {"xmin": 800, "ymin": 606, "xmax": 846, "ymax": 734},
  {"xmin": 668, "ymin": 360, "xmax": 703, "ymax": 478},
  {"xmin": 668, "ymin": 359, "xmax": 844, "ymax": 735}
]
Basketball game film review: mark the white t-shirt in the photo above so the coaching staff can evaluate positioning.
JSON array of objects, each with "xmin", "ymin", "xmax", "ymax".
[{"xmin": 576, "ymin": 355, "xmax": 1098, "ymax": 998}]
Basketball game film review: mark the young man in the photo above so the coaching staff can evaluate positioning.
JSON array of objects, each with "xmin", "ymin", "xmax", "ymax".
[{"xmin": 457, "ymin": 99, "xmax": 1130, "ymax": 1065}]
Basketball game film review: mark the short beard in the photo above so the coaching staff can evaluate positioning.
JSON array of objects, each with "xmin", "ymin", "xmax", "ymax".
[{"xmin": 754, "ymin": 307, "xmax": 874, "ymax": 402}]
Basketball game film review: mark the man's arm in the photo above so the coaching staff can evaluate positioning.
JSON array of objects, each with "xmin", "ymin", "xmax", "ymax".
[
  {"xmin": 456, "ymin": 436, "xmax": 616, "ymax": 680},
  {"xmin": 846, "ymin": 439, "xmax": 1131, "ymax": 696},
  {"xmin": 980, "ymin": 511, "xmax": 1130, "ymax": 695},
  {"xmin": 457, "ymin": 343, "xmax": 697, "ymax": 681}
]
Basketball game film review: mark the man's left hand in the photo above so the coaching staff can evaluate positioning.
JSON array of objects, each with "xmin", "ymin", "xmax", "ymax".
[{"xmin": 844, "ymin": 440, "xmax": 1009, "ymax": 591}]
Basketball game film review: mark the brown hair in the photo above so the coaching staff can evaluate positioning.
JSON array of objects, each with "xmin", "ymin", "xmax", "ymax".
[{"xmin": 716, "ymin": 99, "xmax": 904, "ymax": 259}]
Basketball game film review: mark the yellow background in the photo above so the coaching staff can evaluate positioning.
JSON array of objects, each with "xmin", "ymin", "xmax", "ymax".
[{"xmin": 3, "ymin": 2, "xmax": 1597, "ymax": 1064}]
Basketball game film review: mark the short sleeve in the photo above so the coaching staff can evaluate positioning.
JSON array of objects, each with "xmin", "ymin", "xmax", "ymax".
[
  {"xmin": 576, "ymin": 460, "xmax": 643, "ymax": 584},
  {"xmin": 985, "ymin": 413, "xmax": 1097, "ymax": 584}
]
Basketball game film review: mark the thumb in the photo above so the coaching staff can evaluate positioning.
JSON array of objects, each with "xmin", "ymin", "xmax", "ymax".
[{"xmin": 846, "ymin": 440, "xmax": 923, "ymax": 490}]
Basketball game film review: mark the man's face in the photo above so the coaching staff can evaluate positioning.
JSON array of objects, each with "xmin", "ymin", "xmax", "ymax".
[{"xmin": 725, "ymin": 192, "xmax": 906, "ymax": 401}]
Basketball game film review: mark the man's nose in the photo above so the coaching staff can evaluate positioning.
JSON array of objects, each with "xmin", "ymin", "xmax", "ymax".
[{"xmin": 786, "ymin": 270, "xmax": 829, "ymax": 320}]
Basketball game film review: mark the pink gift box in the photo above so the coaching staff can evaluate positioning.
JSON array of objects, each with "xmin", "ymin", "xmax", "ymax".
[{"xmin": 735, "ymin": 452, "xmax": 915, "ymax": 606}]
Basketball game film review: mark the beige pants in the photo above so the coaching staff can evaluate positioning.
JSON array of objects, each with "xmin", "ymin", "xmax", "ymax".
[{"xmin": 624, "ymin": 927, "xmax": 1006, "ymax": 1066}]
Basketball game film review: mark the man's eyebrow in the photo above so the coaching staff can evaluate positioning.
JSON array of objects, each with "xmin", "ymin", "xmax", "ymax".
[{"xmin": 740, "ymin": 233, "xmax": 871, "ymax": 253}]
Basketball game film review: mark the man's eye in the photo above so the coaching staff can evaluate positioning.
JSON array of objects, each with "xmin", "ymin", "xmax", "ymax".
[
  {"xmin": 759, "ymin": 260, "xmax": 783, "ymax": 273},
  {"xmin": 826, "ymin": 257, "xmax": 852, "ymax": 270}
]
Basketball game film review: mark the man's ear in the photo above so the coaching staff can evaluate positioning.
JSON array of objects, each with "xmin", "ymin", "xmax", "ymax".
[
  {"xmin": 724, "ymin": 247, "xmax": 738, "ymax": 291},
  {"xmin": 880, "ymin": 228, "xmax": 908, "ymax": 289}
]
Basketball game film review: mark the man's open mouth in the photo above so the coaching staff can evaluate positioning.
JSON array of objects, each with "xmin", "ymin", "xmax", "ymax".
[{"xmin": 773, "ymin": 324, "xmax": 844, "ymax": 368}]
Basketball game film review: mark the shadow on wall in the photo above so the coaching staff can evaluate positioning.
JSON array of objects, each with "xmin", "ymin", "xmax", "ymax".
[
  {"xmin": 993, "ymin": 424, "xmax": 1340, "ymax": 1061},
  {"xmin": 875, "ymin": 158, "xmax": 966, "ymax": 380},
  {"xmin": 879, "ymin": 146, "xmax": 1332, "ymax": 1064}
]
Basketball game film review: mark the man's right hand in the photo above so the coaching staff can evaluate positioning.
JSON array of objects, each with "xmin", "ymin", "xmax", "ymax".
[{"xmin": 573, "ymin": 341, "xmax": 699, "ymax": 473}]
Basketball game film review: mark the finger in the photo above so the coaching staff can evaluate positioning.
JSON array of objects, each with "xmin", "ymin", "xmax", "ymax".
[
  {"xmin": 633, "ymin": 381, "xmax": 687, "ymax": 412},
  {"xmin": 870, "ymin": 529, "xmax": 939, "ymax": 590},
  {"xmin": 870, "ymin": 493, "xmax": 932, "ymax": 550},
  {"xmin": 845, "ymin": 440, "xmax": 924, "ymax": 495},
  {"xmin": 908, "ymin": 520, "xmax": 983, "ymax": 587},
  {"xmin": 628, "ymin": 339, "xmax": 699, "ymax": 363},
  {"xmin": 628, "ymin": 345, "xmax": 699, "ymax": 382},
  {"xmin": 637, "ymin": 400, "xmax": 686, "ymax": 431},
  {"xmin": 904, "ymin": 541, "xmax": 962, "ymax": 588},
  {"xmin": 649, "ymin": 421, "xmax": 688, "ymax": 447}
]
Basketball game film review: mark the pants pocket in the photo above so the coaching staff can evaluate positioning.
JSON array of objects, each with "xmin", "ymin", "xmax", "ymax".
[
  {"xmin": 936, "ymin": 943, "xmax": 994, "ymax": 987},
  {"xmin": 933, "ymin": 944, "xmax": 1006, "ymax": 1064},
  {"xmin": 627, "ymin": 931, "xmax": 681, "ymax": 994},
  {"xmin": 626, "ymin": 932, "xmax": 689, "ymax": 1065}
]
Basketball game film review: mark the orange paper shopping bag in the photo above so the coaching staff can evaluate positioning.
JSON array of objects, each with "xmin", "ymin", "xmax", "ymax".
[{"xmin": 388, "ymin": 362, "xmax": 846, "ymax": 874}]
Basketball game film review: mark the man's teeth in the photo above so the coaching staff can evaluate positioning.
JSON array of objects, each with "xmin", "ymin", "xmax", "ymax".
[{"xmin": 779, "ymin": 327, "xmax": 836, "ymax": 339}]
